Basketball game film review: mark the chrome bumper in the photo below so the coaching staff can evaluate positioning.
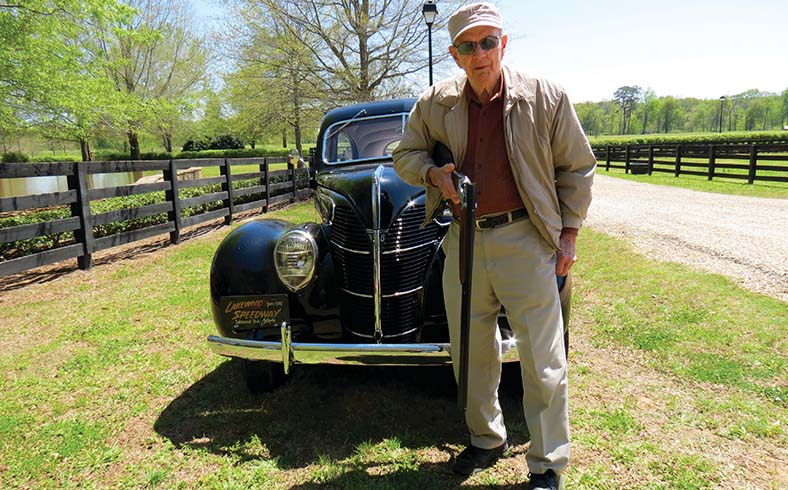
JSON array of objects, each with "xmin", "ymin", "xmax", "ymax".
[{"xmin": 207, "ymin": 324, "xmax": 519, "ymax": 370}]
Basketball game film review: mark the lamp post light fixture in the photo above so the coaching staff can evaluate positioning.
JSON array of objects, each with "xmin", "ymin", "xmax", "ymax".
[
  {"xmin": 719, "ymin": 96, "xmax": 726, "ymax": 133},
  {"xmin": 422, "ymin": 1, "xmax": 438, "ymax": 86}
]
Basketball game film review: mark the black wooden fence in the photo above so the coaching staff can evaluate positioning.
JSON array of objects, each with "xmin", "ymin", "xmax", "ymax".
[
  {"xmin": 593, "ymin": 143, "xmax": 788, "ymax": 184},
  {"xmin": 0, "ymin": 157, "xmax": 310, "ymax": 278}
]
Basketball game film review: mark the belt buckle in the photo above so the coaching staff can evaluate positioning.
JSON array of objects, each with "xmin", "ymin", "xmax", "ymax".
[{"xmin": 475, "ymin": 217, "xmax": 486, "ymax": 230}]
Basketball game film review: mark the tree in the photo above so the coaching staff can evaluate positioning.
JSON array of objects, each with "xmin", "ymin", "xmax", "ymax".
[
  {"xmin": 92, "ymin": 0, "xmax": 210, "ymax": 158},
  {"xmin": 224, "ymin": 4, "xmax": 326, "ymax": 154},
  {"xmin": 235, "ymin": 0, "xmax": 463, "ymax": 104},
  {"xmin": 657, "ymin": 96, "xmax": 681, "ymax": 133},
  {"xmin": 1, "ymin": 0, "xmax": 131, "ymax": 159},
  {"xmin": 613, "ymin": 85, "xmax": 641, "ymax": 134},
  {"xmin": 781, "ymin": 89, "xmax": 788, "ymax": 127}
]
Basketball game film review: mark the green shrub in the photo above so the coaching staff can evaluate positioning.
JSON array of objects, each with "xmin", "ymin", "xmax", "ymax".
[
  {"xmin": 0, "ymin": 170, "xmax": 311, "ymax": 261},
  {"xmin": 2, "ymin": 152, "xmax": 30, "ymax": 163}
]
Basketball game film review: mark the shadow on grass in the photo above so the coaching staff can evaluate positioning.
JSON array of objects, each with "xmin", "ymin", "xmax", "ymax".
[{"xmin": 154, "ymin": 360, "xmax": 528, "ymax": 475}]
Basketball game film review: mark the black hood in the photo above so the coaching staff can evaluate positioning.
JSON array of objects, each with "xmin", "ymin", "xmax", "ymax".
[{"xmin": 315, "ymin": 163, "xmax": 425, "ymax": 230}]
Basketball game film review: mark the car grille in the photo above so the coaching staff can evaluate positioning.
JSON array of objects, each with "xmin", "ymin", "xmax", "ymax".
[{"xmin": 330, "ymin": 202, "xmax": 442, "ymax": 342}]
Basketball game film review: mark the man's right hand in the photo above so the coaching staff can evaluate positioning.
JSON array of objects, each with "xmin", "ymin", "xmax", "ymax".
[{"xmin": 427, "ymin": 163, "xmax": 461, "ymax": 205}]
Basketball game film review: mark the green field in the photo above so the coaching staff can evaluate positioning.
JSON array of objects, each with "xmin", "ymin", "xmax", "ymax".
[
  {"xmin": 598, "ymin": 163, "xmax": 788, "ymax": 199},
  {"xmin": 0, "ymin": 203, "xmax": 785, "ymax": 489}
]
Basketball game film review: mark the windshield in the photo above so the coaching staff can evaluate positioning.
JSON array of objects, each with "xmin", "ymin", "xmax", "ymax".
[{"xmin": 322, "ymin": 114, "xmax": 407, "ymax": 165}]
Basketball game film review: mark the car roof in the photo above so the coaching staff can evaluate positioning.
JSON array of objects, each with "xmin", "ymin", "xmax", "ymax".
[{"xmin": 320, "ymin": 99, "xmax": 415, "ymax": 132}]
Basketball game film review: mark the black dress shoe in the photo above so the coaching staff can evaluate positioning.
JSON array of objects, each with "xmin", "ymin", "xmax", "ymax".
[
  {"xmin": 527, "ymin": 469, "xmax": 559, "ymax": 490},
  {"xmin": 452, "ymin": 441, "xmax": 509, "ymax": 475}
]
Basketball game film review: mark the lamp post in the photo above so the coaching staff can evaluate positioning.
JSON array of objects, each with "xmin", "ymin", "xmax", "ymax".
[
  {"xmin": 422, "ymin": 1, "xmax": 438, "ymax": 86},
  {"xmin": 719, "ymin": 96, "xmax": 726, "ymax": 133}
]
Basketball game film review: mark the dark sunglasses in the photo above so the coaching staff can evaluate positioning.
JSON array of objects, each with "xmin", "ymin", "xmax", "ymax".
[{"xmin": 453, "ymin": 36, "xmax": 501, "ymax": 56}]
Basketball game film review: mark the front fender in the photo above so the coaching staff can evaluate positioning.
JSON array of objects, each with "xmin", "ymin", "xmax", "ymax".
[{"xmin": 210, "ymin": 219, "xmax": 338, "ymax": 339}]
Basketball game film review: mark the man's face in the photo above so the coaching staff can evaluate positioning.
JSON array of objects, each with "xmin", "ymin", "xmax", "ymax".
[{"xmin": 449, "ymin": 25, "xmax": 508, "ymax": 95}]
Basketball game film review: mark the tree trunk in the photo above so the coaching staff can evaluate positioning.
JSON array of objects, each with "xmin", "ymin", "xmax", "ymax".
[
  {"xmin": 80, "ymin": 138, "xmax": 92, "ymax": 162},
  {"xmin": 250, "ymin": 140, "xmax": 256, "ymax": 149},
  {"xmin": 161, "ymin": 129, "xmax": 173, "ymax": 153},
  {"xmin": 128, "ymin": 130, "xmax": 141, "ymax": 160},
  {"xmin": 282, "ymin": 128, "xmax": 287, "ymax": 148}
]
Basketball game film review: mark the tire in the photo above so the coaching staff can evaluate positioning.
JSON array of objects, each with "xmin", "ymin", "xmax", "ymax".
[{"xmin": 240, "ymin": 359, "xmax": 288, "ymax": 394}]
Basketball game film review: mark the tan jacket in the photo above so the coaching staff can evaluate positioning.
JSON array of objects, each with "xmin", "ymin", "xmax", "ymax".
[{"xmin": 392, "ymin": 66, "xmax": 596, "ymax": 251}]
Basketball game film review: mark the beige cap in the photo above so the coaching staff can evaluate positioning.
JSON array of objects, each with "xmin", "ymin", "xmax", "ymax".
[{"xmin": 448, "ymin": 2, "xmax": 503, "ymax": 43}]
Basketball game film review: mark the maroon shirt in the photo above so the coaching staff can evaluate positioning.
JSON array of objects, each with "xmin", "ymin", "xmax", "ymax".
[{"xmin": 460, "ymin": 81, "xmax": 524, "ymax": 217}]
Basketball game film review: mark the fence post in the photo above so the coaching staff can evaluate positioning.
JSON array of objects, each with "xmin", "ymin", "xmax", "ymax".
[
  {"xmin": 648, "ymin": 145, "xmax": 654, "ymax": 175},
  {"xmin": 263, "ymin": 157, "xmax": 270, "ymax": 213},
  {"xmin": 605, "ymin": 145, "xmax": 611, "ymax": 172},
  {"xmin": 289, "ymin": 160, "xmax": 297, "ymax": 203},
  {"xmin": 674, "ymin": 145, "xmax": 682, "ymax": 177},
  {"xmin": 164, "ymin": 159, "xmax": 182, "ymax": 244},
  {"xmin": 748, "ymin": 144, "xmax": 757, "ymax": 184},
  {"xmin": 625, "ymin": 145, "xmax": 631, "ymax": 174},
  {"xmin": 221, "ymin": 158, "xmax": 235, "ymax": 225},
  {"xmin": 708, "ymin": 144, "xmax": 716, "ymax": 181},
  {"xmin": 67, "ymin": 162, "xmax": 95, "ymax": 270},
  {"xmin": 259, "ymin": 158, "xmax": 267, "ymax": 214}
]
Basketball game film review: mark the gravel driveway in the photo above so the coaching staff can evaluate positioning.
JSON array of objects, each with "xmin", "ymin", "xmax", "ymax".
[{"xmin": 584, "ymin": 175, "xmax": 788, "ymax": 302}]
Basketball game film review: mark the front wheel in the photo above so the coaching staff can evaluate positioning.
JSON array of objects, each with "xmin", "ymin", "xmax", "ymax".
[{"xmin": 240, "ymin": 359, "xmax": 288, "ymax": 394}]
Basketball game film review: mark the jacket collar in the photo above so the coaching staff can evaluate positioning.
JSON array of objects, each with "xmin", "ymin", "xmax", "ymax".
[{"xmin": 432, "ymin": 65, "xmax": 534, "ymax": 109}]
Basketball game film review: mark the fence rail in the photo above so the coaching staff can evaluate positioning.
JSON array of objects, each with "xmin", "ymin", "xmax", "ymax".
[
  {"xmin": 593, "ymin": 143, "xmax": 788, "ymax": 184},
  {"xmin": 0, "ymin": 157, "xmax": 311, "ymax": 278}
]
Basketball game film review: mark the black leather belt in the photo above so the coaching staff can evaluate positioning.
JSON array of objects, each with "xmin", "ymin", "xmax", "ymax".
[{"xmin": 475, "ymin": 208, "xmax": 528, "ymax": 230}]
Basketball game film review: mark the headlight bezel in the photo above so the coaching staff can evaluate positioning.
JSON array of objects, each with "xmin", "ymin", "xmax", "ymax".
[{"xmin": 273, "ymin": 229, "xmax": 318, "ymax": 292}]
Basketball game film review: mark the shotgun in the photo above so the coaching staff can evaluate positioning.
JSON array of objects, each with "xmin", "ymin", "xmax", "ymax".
[
  {"xmin": 457, "ymin": 175, "xmax": 476, "ymax": 413},
  {"xmin": 431, "ymin": 142, "xmax": 476, "ymax": 414}
]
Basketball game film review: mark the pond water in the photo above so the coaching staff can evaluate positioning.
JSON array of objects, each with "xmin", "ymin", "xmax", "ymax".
[{"xmin": 0, "ymin": 171, "xmax": 147, "ymax": 198}]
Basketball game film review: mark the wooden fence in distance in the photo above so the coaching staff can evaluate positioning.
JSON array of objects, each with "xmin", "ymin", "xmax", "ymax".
[
  {"xmin": 593, "ymin": 143, "xmax": 788, "ymax": 184},
  {"xmin": 0, "ymin": 157, "xmax": 310, "ymax": 278}
]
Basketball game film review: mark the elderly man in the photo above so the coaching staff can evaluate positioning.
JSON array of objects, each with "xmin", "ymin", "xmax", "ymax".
[{"xmin": 393, "ymin": 3, "xmax": 595, "ymax": 489}]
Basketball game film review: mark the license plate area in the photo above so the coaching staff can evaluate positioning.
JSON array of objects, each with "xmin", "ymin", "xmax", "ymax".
[{"xmin": 219, "ymin": 295, "xmax": 290, "ymax": 334}]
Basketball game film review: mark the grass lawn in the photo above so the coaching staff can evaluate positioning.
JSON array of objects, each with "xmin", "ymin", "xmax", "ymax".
[
  {"xmin": 597, "ymin": 164, "xmax": 788, "ymax": 199},
  {"xmin": 0, "ymin": 203, "xmax": 785, "ymax": 489}
]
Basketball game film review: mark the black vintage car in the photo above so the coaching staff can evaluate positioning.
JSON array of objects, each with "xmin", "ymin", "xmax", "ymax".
[{"xmin": 207, "ymin": 99, "xmax": 571, "ymax": 393}]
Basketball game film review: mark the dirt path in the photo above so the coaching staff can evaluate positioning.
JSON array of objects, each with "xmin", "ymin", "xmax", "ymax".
[{"xmin": 584, "ymin": 175, "xmax": 788, "ymax": 302}]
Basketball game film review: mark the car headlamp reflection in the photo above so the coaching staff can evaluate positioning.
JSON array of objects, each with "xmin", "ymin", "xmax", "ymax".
[{"xmin": 274, "ymin": 230, "xmax": 317, "ymax": 291}]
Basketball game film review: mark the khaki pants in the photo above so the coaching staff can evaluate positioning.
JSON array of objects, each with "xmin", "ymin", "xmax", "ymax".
[{"xmin": 442, "ymin": 218, "xmax": 570, "ymax": 475}]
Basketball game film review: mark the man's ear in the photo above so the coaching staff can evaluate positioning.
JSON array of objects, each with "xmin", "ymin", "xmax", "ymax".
[
  {"xmin": 449, "ymin": 46, "xmax": 460, "ymax": 67},
  {"xmin": 501, "ymin": 34, "xmax": 508, "ymax": 56}
]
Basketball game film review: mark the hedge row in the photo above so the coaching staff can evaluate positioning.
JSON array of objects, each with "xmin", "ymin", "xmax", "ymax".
[
  {"xmin": 588, "ymin": 131, "xmax": 788, "ymax": 148},
  {"xmin": 0, "ymin": 170, "xmax": 310, "ymax": 261}
]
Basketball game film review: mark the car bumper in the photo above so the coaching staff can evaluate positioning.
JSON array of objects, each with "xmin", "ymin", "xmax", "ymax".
[{"xmin": 206, "ymin": 333, "xmax": 520, "ymax": 368}]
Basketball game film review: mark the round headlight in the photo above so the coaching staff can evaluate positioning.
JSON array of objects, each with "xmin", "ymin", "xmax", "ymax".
[{"xmin": 274, "ymin": 230, "xmax": 317, "ymax": 292}]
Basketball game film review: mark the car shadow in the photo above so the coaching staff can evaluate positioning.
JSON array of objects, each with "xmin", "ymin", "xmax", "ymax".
[{"xmin": 154, "ymin": 360, "xmax": 529, "ymax": 471}]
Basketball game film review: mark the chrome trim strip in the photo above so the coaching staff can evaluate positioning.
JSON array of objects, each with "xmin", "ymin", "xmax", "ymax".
[
  {"xmin": 341, "ymin": 286, "xmax": 423, "ymax": 299},
  {"xmin": 344, "ymin": 326, "xmax": 419, "ymax": 339},
  {"xmin": 207, "ymin": 335, "xmax": 520, "ymax": 366},
  {"xmin": 383, "ymin": 286, "xmax": 423, "ymax": 298},
  {"xmin": 372, "ymin": 165, "xmax": 384, "ymax": 343},
  {"xmin": 382, "ymin": 239, "xmax": 439, "ymax": 254},
  {"xmin": 329, "ymin": 239, "xmax": 370, "ymax": 255}
]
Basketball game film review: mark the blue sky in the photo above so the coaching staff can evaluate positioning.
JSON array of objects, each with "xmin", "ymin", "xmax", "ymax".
[{"xmin": 191, "ymin": 0, "xmax": 788, "ymax": 103}]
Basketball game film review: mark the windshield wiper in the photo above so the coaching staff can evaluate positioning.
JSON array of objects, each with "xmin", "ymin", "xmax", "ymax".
[{"xmin": 327, "ymin": 109, "xmax": 367, "ymax": 140}]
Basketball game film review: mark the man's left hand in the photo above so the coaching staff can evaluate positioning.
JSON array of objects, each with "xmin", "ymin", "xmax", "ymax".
[{"xmin": 556, "ymin": 230, "xmax": 578, "ymax": 276}]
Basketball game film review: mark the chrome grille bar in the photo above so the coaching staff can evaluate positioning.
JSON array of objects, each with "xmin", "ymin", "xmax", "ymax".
[{"xmin": 371, "ymin": 165, "xmax": 384, "ymax": 343}]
